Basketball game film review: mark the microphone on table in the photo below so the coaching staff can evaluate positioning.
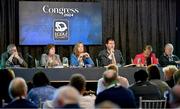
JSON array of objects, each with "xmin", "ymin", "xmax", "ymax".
[{"xmin": 26, "ymin": 53, "xmax": 33, "ymax": 59}]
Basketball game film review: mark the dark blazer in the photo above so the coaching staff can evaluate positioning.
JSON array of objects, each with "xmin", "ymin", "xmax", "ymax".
[
  {"xmin": 129, "ymin": 81, "xmax": 161, "ymax": 106},
  {"xmin": 1, "ymin": 52, "xmax": 28, "ymax": 68},
  {"xmin": 98, "ymin": 49, "xmax": 125, "ymax": 66},
  {"xmin": 4, "ymin": 98, "xmax": 37, "ymax": 108},
  {"xmin": 159, "ymin": 53, "xmax": 179, "ymax": 67},
  {"xmin": 95, "ymin": 86, "xmax": 136, "ymax": 108}
]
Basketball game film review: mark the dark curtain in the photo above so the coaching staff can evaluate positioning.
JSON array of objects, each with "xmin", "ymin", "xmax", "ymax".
[
  {"xmin": 0, "ymin": 0, "xmax": 178, "ymax": 67},
  {"xmin": 176, "ymin": 0, "xmax": 180, "ymax": 57}
]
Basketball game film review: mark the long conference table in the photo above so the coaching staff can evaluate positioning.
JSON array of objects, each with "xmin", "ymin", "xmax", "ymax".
[{"xmin": 12, "ymin": 67, "xmax": 164, "ymax": 85}]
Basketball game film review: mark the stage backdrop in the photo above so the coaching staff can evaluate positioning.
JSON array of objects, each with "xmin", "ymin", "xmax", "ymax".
[
  {"xmin": 19, "ymin": 1, "xmax": 102, "ymax": 45},
  {"xmin": 0, "ymin": 0, "xmax": 179, "ymax": 67}
]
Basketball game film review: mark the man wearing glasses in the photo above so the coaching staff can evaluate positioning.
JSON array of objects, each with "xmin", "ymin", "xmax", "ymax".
[{"xmin": 1, "ymin": 44, "xmax": 27, "ymax": 68}]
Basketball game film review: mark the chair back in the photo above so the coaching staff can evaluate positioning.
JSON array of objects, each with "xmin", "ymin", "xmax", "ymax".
[
  {"xmin": 35, "ymin": 59, "xmax": 40, "ymax": 68},
  {"xmin": 2, "ymin": 99, "xmax": 8, "ymax": 107},
  {"xmin": 96, "ymin": 58, "xmax": 99, "ymax": 67},
  {"xmin": 139, "ymin": 97, "xmax": 167, "ymax": 109},
  {"xmin": 39, "ymin": 97, "xmax": 44, "ymax": 109}
]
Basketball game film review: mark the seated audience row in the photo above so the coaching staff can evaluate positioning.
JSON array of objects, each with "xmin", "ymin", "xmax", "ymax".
[{"xmin": 3, "ymin": 67, "xmax": 180, "ymax": 108}]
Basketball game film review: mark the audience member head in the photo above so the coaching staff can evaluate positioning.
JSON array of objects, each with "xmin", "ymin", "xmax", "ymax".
[
  {"xmin": 147, "ymin": 64, "xmax": 161, "ymax": 80},
  {"xmin": 134, "ymin": 69, "xmax": 148, "ymax": 82},
  {"xmin": 169, "ymin": 85, "xmax": 180, "ymax": 108},
  {"xmin": 9, "ymin": 77, "xmax": 28, "ymax": 99},
  {"xmin": 73, "ymin": 42, "xmax": 84, "ymax": 56},
  {"xmin": 46, "ymin": 44, "xmax": 55, "ymax": 55},
  {"xmin": 143, "ymin": 45, "xmax": 152, "ymax": 58},
  {"xmin": 164, "ymin": 43, "xmax": 174, "ymax": 56},
  {"xmin": 163, "ymin": 65, "xmax": 178, "ymax": 80},
  {"xmin": 0, "ymin": 69, "xmax": 15, "ymax": 84},
  {"xmin": 53, "ymin": 86, "xmax": 80, "ymax": 108},
  {"xmin": 174, "ymin": 70, "xmax": 180, "ymax": 84},
  {"xmin": 0, "ymin": 69, "xmax": 15, "ymax": 99},
  {"xmin": 105, "ymin": 37, "xmax": 115, "ymax": 51},
  {"xmin": 7, "ymin": 44, "xmax": 17, "ymax": 55},
  {"xmin": 69, "ymin": 73, "xmax": 86, "ymax": 94},
  {"xmin": 103, "ymin": 70, "xmax": 118, "ymax": 87},
  {"xmin": 32, "ymin": 71, "xmax": 50, "ymax": 87},
  {"xmin": 106, "ymin": 64, "xmax": 118, "ymax": 73}
]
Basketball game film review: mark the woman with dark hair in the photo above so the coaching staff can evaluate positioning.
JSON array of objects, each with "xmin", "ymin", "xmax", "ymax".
[
  {"xmin": 70, "ymin": 42, "xmax": 94, "ymax": 67},
  {"xmin": 147, "ymin": 64, "xmax": 170, "ymax": 98},
  {"xmin": 40, "ymin": 44, "xmax": 62, "ymax": 68},
  {"xmin": 27, "ymin": 71, "xmax": 56, "ymax": 107},
  {"xmin": 0, "ymin": 69, "xmax": 15, "ymax": 107}
]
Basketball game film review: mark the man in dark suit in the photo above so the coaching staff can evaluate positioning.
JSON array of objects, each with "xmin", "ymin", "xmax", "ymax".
[
  {"xmin": 159, "ymin": 43, "xmax": 180, "ymax": 67},
  {"xmin": 129, "ymin": 69, "xmax": 161, "ymax": 106},
  {"xmin": 98, "ymin": 37, "xmax": 125, "ymax": 67},
  {"xmin": 95, "ymin": 70, "xmax": 136, "ymax": 108},
  {"xmin": 4, "ymin": 77, "xmax": 37, "ymax": 108},
  {"xmin": 1, "ymin": 44, "xmax": 27, "ymax": 68}
]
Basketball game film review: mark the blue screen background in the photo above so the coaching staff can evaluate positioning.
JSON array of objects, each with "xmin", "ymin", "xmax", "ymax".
[{"xmin": 19, "ymin": 1, "xmax": 102, "ymax": 45}]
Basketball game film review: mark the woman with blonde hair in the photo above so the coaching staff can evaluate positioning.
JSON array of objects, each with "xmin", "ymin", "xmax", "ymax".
[
  {"xmin": 163, "ymin": 65, "xmax": 178, "ymax": 87},
  {"xmin": 70, "ymin": 42, "xmax": 94, "ymax": 67}
]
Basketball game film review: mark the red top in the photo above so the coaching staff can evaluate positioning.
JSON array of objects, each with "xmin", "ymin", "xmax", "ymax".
[{"xmin": 133, "ymin": 53, "xmax": 158, "ymax": 65}]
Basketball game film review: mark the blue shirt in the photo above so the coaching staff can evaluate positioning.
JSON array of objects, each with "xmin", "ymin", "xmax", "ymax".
[
  {"xmin": 70, "ymin": 53, "xmax": 94, "ymax": 67},
  {"xmin": 27, "ymin": 85, "xmax": 56, "ymax": 107}
]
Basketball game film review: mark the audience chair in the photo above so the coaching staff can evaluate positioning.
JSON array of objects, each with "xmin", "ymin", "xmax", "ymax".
[
  {"xmin": 2, "ymin": 99, "xmax": 8, "ymax": 107},
  {"xmin": 139, "ymin": 97, "xmax": 167, "ymax": 109},
  {"xmin": 39, "ymin": 97, "xmax": 45, "ymax": 109},
  {"xmin": 96, "ymin": 58, "xmax": 99, "ymax": 67}
]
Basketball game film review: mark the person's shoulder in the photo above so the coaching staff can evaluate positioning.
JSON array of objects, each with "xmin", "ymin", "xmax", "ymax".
[
  {"xmin": 70, "ymin": 53, "xmax": 76, "ymax": 57},
  {"xmin": 159, "ymin": 53, "xmax": 166, "ymax": 58},
  {"xmin": 118, "ymin": 76, "xmax": 128, "ymax": 81},
  {"xmin": 151, "ymin": 52, "xmax": 156, "ymax": 56},
  {"xmin": 107, "ymin": 86, "xmax": 132, "ymax": 95},
  {"xmin": 1, "ymin": 52, "xmax": 8, "ymax": 56},
  {"xmin": 99, "ymin": 49, "xmax": 106, "ymax": 54},
  {"xmin": 98, "ymin": 78, "xmax": 104, "ymax": 82},
  {"xmin": 41, "ymin": 53, "xmax": 47, "ymax": 57},
  {"xmin": 133, "ymin": 53, "xmax": 140, "ymax": 58},
  {"xmin": 115, "ymin": 49, "xmax": 121, "ymax": 52},
  {"xmin": 173, "ymin": 54, "xmax": 179, "ymax": 58},
  {"xmin": 23, "ymin": 99, "xmax": 37, "ymax": 108},
  {"xmin": 45, "ymin": 85, "xmax": 56, "ymax": 91},
  {"xmin": 55, "ymin": 54, "xmax": 60, "ymax": 57}
]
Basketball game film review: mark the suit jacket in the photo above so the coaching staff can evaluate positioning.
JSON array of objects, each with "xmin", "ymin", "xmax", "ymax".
[
  {"xmin": 40, "ymin": 54, "xmax": 62, "ymax": 67},
  {"xmin": 1, "ymin": 52, "xmax": 28, "ymax": 68},
  {"xmin": 4, "ymin": 98, "xmax": 37, "ymax": 108},
  {"xmin": 133, "ymin": 52, "xmax": 158, "ymax": 65},
  {"xmin": 159, "ymin": 53, "xmax": 179, "ymax": 67},
  {"xmin": 98, "ymin": 49, "xmax": 125, "ymax": 66},
  {"xmin": 95, "ymin": 86, "xmax": 136, "ymax": 108},
  {"xmin": 129, "ymin": 81, "xmax": 161, "ymax": 106}
]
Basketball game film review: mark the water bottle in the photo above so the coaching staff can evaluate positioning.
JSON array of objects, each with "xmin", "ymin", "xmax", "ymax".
[
  {"xmin": 62, "ymin": 57, "xmax": 69, "ymax": 67},
  {"xmin": 137, "ymin": 58, "xmax": 142, "ymax": 67},
  {"xmin": 79, "ymin": 61, "xmax": 84, "ymax": 68}
]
